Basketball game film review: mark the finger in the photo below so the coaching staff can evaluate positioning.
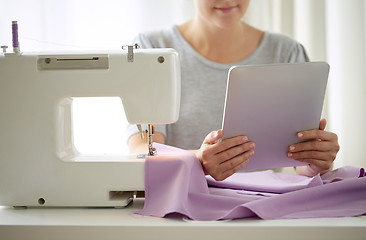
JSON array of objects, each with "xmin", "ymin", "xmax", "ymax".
[
  {"xmin": 217, "ymin": 129, "xmax": 223, "ymax": 139},
  {"xmin": 287, "ymin": 150, "xmax": 334, "ymax": 162},
  {"xmin": 214, "ymin": 141, "xmax": 254, "ymax": 165},
  {"xmin": 215, "ymin": 142, "xmax": 255, "ymax": 163},
  {"xmin": 297, "ymin": 129, "xmax": 337, "ymax": 142},
  {"xmin": 289, "ymin": 140, "xmax": 337, "ymax": 153},
  {"xmin": 217, "ymin": 151, "xmax": 254, "ymax": 181},
  {"xmin": 204, "ymin": 141, "xmax": 253, "ymax": 170},
  {"xmin": 204, "ymin": 130, "xmax": 223, "ymax": 144},
  {"xmin": 199, "ymin": 140, "xmax": 251, "ymax": 172},
  {"xmin": 294, "ymin": 158, "xmax": 333, "ymax": 173},
  {"xmin": 210, "ymin": 135, "xmax": 250, "ymax": 155},
  {"xmin": 219, "ymin": 159, "xmax": 249, "ymax": 181},
  {"xmin": 319, "ymin": 118, "xmax": 326, "ymax": 131},
  {"xmin": 220, "ymin": 150, "xmax": 254, "ymax": 171},
  {"xmin": 204, "ymin": 129, "xmax": 222, "ymax": 144}
]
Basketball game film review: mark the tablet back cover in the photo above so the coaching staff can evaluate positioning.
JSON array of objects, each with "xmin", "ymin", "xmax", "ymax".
[{"xmin": 222, "ymin": 62, "xmax": 329, "ymax": 170}]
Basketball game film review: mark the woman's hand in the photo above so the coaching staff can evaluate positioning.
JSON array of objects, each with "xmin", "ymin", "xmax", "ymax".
[
  {"xmin": 288, "ymin": 119, "xmax": 340, "ymax": 176},
  {"xmin": 196, "ymin": 129, "xmax": 255, "ymax": 181}
]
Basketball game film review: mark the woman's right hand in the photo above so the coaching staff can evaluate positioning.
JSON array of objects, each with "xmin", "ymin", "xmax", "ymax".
[{"xmin": 196, "ymin": 129, "xmax": 255, "ymax": 181}]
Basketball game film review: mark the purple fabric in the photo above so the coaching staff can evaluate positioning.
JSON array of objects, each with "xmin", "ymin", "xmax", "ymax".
[{"xmin": 136, "ymin": 143, "xmax": 366, "ymax": 220}]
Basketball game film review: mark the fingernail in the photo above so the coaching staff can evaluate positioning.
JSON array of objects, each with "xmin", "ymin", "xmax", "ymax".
[
  {"xmin": 289, "ymin": 145, "xmax": 295, "ymax": 151},
  {"xmin": 287, "ymin": 153, "xmax": 293, "ymax": 157},
  {"xmin": 242, "ymin": 136, "xmax": 248, "ymax": 142},
  {"xmin": 298, "ymin": 132, "xmax": 303, "ymax": 138}
]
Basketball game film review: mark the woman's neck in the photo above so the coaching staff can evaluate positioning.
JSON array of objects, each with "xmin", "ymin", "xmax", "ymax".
[{"xmin": 178, "ymin": 19, "xmax": 263, "ymax": 63}]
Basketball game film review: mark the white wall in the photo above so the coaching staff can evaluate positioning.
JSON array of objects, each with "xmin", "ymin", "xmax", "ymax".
[{"xmin": 0, "ymin": 0, "xmax": 194, "ymax": 51}]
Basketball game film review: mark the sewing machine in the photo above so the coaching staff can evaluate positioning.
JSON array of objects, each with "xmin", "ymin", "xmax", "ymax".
[{"xmin": 0, "ymin": 46, "xmax": 180, "ymax": 207}]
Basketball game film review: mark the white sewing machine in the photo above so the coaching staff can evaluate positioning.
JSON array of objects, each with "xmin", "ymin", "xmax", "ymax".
[{"xmin": 0, "ymin": 46, "xmax": 180, "ymax": 207}]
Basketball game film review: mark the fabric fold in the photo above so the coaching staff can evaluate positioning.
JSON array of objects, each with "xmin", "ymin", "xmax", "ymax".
[{"xmin": 206, "ymin": 170, "xmax": 323, "ymax": 194}]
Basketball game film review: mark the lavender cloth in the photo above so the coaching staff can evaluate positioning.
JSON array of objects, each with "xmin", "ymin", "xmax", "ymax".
[{"xmin": 136, "ymin": 144, "xmax": 366, "ymax": 220}]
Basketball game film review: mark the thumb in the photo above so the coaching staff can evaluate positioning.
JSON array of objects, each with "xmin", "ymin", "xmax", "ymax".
[
  {"xmin": 319, "ymin": 118, "xmax": 326, "ymax": 131},
  {"xmin": 204, "ymin": 129, "xmax": 223, "ymax": 144}
]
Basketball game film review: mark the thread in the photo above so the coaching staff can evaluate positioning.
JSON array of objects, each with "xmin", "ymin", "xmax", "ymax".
[{"xmin": 12, "ymin": 21, "xmax": 20, "ymax": 52}]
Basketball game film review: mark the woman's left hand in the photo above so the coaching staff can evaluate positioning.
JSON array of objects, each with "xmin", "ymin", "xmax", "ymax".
[{"xmin": 287, "ymin": 118, "xmax": 340, "ymax": 176}]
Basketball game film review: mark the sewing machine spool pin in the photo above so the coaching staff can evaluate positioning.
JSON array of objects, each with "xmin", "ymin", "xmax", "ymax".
[
  {"xmin": 2, "ymin": 21, "xmax": 22, "ymax": 56},
  {"xmin": 122, "ymin": 43, "xmax": 140, "ymax": 62}
]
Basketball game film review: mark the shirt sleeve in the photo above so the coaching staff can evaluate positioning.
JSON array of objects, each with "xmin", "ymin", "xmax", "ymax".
[
  {"xmin": 132, "ymin": 33, "xmax": 154, "ymax": 48},
  {"xmin": 286, "ymin": 42, "xmax": 310, "ymax": 63}
]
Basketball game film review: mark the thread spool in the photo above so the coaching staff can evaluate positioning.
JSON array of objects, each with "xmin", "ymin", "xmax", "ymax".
[{"xmin": 12, "ymin": 21, "xmax": 20, "ymax": 53}]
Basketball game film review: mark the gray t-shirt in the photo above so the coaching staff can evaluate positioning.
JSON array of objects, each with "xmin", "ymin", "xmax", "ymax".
[{"xmin": 126, "ymin": 25, "xmax": 309, "ymax": 150}]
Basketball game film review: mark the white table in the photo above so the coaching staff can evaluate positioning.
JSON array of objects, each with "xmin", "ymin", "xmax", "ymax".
[{"xmin": 1, "ymin": 199, "xmax": 365, "ymax": 240}]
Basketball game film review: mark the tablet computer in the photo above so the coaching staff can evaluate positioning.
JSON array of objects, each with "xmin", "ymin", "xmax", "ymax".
[{"xmin": 221, "ymin": 62, "xmax": 329, "ymax": 170}]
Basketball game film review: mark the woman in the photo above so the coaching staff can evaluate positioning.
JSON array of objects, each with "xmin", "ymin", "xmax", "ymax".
[{"xmin": 128, "ymin": 0, "xmax": 340, "ymax": 180}]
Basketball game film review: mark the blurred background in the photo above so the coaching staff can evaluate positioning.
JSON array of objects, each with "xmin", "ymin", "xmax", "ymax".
[{"xmin": 1, "ymin": 0, "xmax": 365, "ymax": 168}]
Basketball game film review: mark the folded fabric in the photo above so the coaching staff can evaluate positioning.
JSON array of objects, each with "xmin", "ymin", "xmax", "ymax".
[
  {"xmin": 206, "ymin": 165, "xmax": 365, "ymax": 193},
  {"xmin": 136, "ymin": 143, "xmax": 366, "ymax": 221},
  {"xmin": 206, "ymin": 170, "xmax": 323, "ymax": 194}
]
